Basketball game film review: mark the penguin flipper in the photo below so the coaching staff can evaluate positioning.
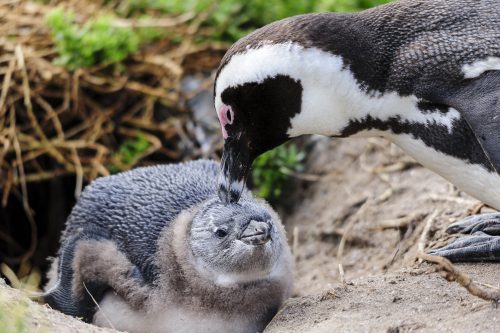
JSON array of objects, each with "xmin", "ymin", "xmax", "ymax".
[
  {"xmin": 71, "ymin": 240, "xmax": 150, "ymax": 310},
  {"xmin": 43, "ymin": 234, "xmax": 108, "ymax": 322},
  {"xmin": 45, "ymin": 237, "xmax": 148, "ymax": 322},
  {"xmin": 435, "ymin": 71, "xmax": 500, "ymax": 173},
  {"xmin": 429, "ymin": 213, "xmax": 500, "ymax": 262}
]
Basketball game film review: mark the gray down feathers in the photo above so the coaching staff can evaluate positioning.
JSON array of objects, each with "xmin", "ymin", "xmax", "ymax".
[{"xmin": 59, "ymin": 159, "xmax": 249, "ymax": 284}]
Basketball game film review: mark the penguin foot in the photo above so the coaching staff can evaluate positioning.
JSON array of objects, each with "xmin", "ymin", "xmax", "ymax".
[{"xmin": 429, "ymin": 213, "xmax": 500, "ymax": 262}]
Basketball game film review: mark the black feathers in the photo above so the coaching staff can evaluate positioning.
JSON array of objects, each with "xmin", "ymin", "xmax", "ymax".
[{"xmin": 217, "ymin": 0, "xmax": 499, "ymax": 96}]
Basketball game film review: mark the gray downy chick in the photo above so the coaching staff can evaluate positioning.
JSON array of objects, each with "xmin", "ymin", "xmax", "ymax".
[{"xmin": 43, "ymin": 159, "xmax": 293, "ymax": 333}]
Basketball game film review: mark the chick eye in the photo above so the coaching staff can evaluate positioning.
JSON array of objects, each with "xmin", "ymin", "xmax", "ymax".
[{"xmin": 215, "ymin": 229, "xmax": 228, "ymax": 238}]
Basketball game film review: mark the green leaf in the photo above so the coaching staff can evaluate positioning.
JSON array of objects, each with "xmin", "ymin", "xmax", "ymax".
[
  {"xmin": 120, "ymin": 0, "xmax": 394, "ymax": 42},
  {"xmin": 108, "ymin": 133, "xmax": 152, "ymax": 173},
  {"xmin": 251, "ymin": 143, "xmax": 305, "ymax": 203},
  {"xmin": 46, "ymin": 9, "xmax": 140, "ymax": 70}
]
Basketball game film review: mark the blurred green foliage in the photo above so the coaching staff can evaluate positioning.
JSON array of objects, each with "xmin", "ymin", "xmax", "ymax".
[
  {"xmin": 252, "ymin": 144, "xmax": 305, "ymax": 202},
  {"xmin": 46, "ymin": 8, "xmax": 140, "ymax": 69},
  {"xmin": 109, "ymin": 133, "xmax": 152, "ymax": 173},
  {"xmin": 124, "ymin": 0, "xmax": 393, "ymax": 40},
  {"xmin": 47, "ymin": 1, "xmax": 392, "ymax": 68}
]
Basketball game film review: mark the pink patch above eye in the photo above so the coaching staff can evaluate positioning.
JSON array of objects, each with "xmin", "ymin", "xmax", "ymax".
[{"xmin": 217, "ymin": 105, "xmax": 233, "ymax": 139}]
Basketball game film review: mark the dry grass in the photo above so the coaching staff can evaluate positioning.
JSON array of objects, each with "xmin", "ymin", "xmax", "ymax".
[{"xmin": 0, "ymin": 0, "xmax": 227, "ymax": 266}]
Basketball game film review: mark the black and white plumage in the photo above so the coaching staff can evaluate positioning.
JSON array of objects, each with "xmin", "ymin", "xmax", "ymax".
[
  {"xmin": 44, "ymin": 160, "xmax": 293, "ymax": 333},
  {"xmin": 214, "ymin": 0, "xmax": 500, "ymax": 261}
]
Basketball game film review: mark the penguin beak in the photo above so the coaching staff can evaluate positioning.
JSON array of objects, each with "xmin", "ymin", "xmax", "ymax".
[
  {"xmin": 218, "ymin": 134, "xmax": 252, "ymax": 204},
  {"xmin": 239, "ymin": 220, "xmax": 271, "ymax": 245}
]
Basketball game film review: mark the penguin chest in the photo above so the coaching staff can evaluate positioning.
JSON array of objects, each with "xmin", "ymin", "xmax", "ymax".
[
  {"xmin": 342, "ymin": 100, "xmax": 500, "ymax": 210},
  {"xmin": 390, "ymin": 133, "xmax": 500, "ymax": 210},
  {"xmin": 93, "ymin": 292, "xmax": 259, "ymax": 333}
]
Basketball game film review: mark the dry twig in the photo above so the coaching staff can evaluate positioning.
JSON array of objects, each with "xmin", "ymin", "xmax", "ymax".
[
  {"xmin": 337, "ymin": 197, "xmax": 372, "ymax": 284},
  {"xmin": 417, "ymin": 211, "xmax": 500, "ymax": 304}
]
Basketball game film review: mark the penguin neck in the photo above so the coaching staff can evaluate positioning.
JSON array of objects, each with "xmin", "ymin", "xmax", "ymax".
[{"xmin": 283, "ymin": 46, "xmax": 461, "ymax": 139}]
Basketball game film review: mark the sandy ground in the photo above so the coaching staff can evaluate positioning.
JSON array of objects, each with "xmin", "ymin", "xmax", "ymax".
[
  {"xmin": 1, "ymin": 137, "xmax": 499, "ymax": 332},
  {"xmin": 0, "ymin": 279, "xmax": 114, "ymax": 333},
  {"xmin": 266, "ymin": 136, "xmax": 500, "ymax": 332},
  {"xmin": 266, "ymin": 265, "xmax": 500, "ymax": 333}
]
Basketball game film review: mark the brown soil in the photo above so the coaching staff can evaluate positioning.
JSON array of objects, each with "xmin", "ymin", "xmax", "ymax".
[
  {"xmin": 266, "ymin": 265, "xmax": 500, "ymax": 333},
  {"xmin": 266, "ymin": 137, "xmax": 500, "ymax": 332}
]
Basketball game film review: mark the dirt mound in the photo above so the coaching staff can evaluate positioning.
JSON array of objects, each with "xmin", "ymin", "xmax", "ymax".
[
  {"xmin": 266, "ymin": 136, "xmax": 500, "ymax": 332},
  {"xmin": 267, "ymin": 265, "xmax": 500, "ymax": 333},
  {"xmin": 0, "ymin": 279, "xmax": 116, "ymax": 333}
]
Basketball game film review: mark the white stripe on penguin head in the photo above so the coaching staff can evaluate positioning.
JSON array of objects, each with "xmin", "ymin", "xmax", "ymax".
[{"xmin": 215, "ymin": 42, "xmax": 460, "ymax": 137}]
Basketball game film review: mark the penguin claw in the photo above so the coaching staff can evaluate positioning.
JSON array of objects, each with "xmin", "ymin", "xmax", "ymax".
[
  {"xmin": 430, "ymin": 213, "xmax": 500, "ymax": 262},
  {"xmin": 429, "ymin": 234, "xmax": 500, "ymax": 262},
  {"xmin": 445, "ymin": 213, "xmax": 500, "ymax": 235}
]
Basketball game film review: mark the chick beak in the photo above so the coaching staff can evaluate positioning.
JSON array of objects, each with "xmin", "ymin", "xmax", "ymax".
[
  {"xmin": 218, "ymin": 135, "xmax": 251, "ymax": 204},
  {"xmin": 239, "ymin": 220, "xmax": 271, "ymax": 245}
]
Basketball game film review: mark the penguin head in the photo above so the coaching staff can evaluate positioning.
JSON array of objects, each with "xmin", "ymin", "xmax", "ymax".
[
  {"xmin": 189, "ymin": 197, "xmax": 286, "ymax": 285},
  {"xmin": 215, "ymin": 72, "xmax": 303, "ymax": 205},
  {"xmin": 215, "ymin": 14, "xmax": 379, "ymax": 204},
  {"xmin": 214, "ymin": 19, "xmax": 315, "ymax": 205}
]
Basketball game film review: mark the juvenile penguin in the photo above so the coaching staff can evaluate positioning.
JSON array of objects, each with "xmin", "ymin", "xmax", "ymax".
[
  {"xmin": 214, "ymin": 0, "xmax": 500, "ymax": 261},
  {"xmin": 43, "ymin": 160, "xmax": 293, "ymax": 333}
]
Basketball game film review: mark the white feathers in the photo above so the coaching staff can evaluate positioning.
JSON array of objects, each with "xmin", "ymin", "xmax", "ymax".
[
  {"xmin": 211, "ymin": 268, "xmax": 274, "ymax": 287},
  {"xmin": 215, "ymin": 42, "xmax": 461, "ymax": 137},
  {"xmin": 350, "ymin": 130, "xmax": 500, "ymax": 209},
  {"xmin": 390, "ymin": 133, "xmax": 500, "ymax": 210},
  {"xmin": 94, "ymin": 292, "xmax": 256, "ymax": 333},
  {"xmin": 462, "ymin": 57, "xmax": 500, "ymax": 79},
  {"xmin": 193, "ymin": 241, "xmax": 291, "ymax": 288},
  {"xmin": 43, "ymin": 258, "xmax": 60, "ymax": 293}
]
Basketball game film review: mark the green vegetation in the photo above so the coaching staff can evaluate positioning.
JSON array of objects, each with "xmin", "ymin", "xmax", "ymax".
[
  {"xmin": 46, "ymin": 0, "xmax": 393, "ymax": 69},
  {"xmin": 109, "ymin": 133, "xmax": 152, "ymax": 173},
  {"xmin": 252, "ymin": 144, "xmax": 305, "ymax": 202},
  {"xmin": 44, "ymin": 0, "xmax": 393, "ymax": 202},
  {"xmin": 46, "ymin": 8, "xmax": 140, "ymax": 69},
  {"xmin": 123, "ymin": 0, "xmax": 393, "ymax": 40}
]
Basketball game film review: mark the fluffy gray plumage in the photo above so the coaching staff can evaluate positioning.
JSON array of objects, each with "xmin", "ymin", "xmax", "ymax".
[{"xmin": 44, "ymin": 159, "xmax": 293, "ymax": 333}]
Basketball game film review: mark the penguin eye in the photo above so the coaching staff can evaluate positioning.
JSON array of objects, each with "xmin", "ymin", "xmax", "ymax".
[
  {"xmin": 215, "ymin": 229, "xmax": 228, "ymax": 238},
  {"xmin": 226, "ymin": 108, "xmax": 234, "ymax": 124}
]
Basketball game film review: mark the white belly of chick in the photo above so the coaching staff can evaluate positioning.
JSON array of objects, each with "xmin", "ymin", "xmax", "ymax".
[{"xmin": 93, "ymin": 292, "xmax": 258, "ymax": 333}]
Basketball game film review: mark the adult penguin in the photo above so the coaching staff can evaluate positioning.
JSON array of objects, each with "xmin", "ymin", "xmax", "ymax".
[{"xmin": 213, "ymin": 0, "xmax": 500, "ymax": 261}]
